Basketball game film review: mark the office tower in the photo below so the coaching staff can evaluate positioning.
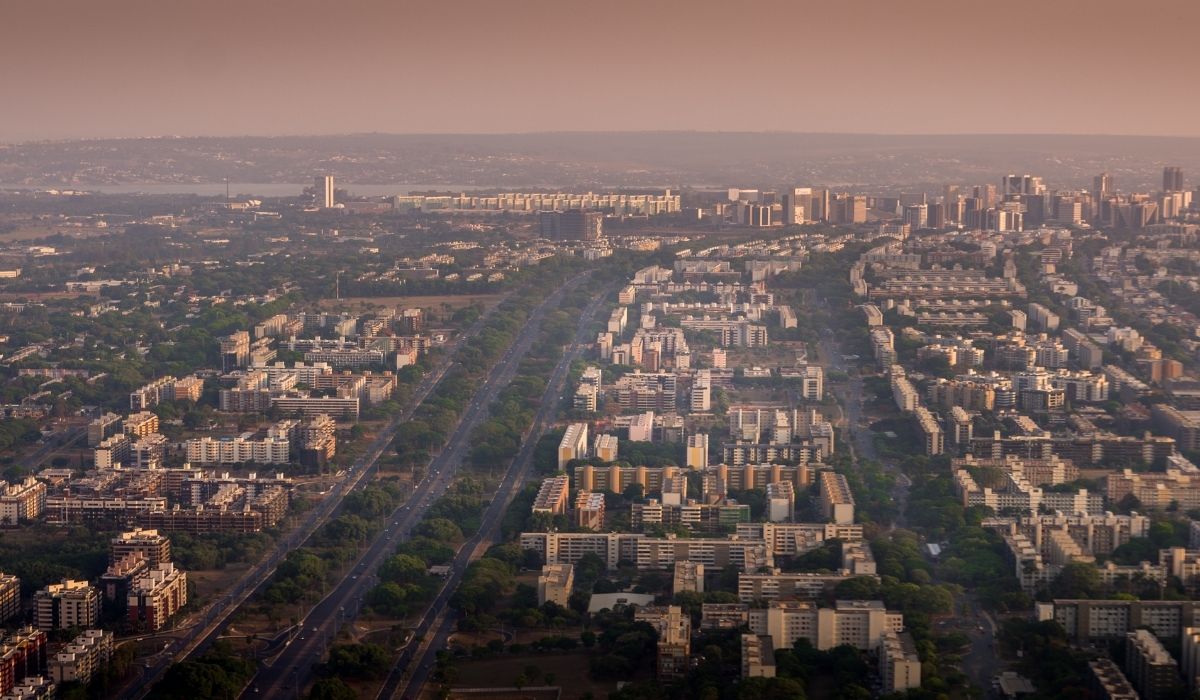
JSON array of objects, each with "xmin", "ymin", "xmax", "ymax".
[
  {"xmin": 1164, "ymin": 166, "xmax": 1185, "ymax": 193},
  {"xmin": 1094, "ymin": 172, "xmax": 1113, "ymax": 198},
  {"xmin": 942, "ymin": 185, "xmax": 960, "ymax": 223},
  {"xmin": 315, "ymin": 175, "xmax": 335, "ymax": 208},
  {"xmin": 973, "ymin": 184, "xmax": 997, "ymax": 209},
  {"xmin": 833, "ymin": 194, "xmax": 866, "ymax": 224},
  {"xmin": 811, "ymin": 188, "xmax": 830, "ymax": 222},
  {"xmin": 540, "ymin": 209, "xmax": 604, "ymax": 241},
  {"xmin": 902, "ymin": 203, "xmax": 928, "ymax": 230},
  {"xmin": 782, "ymin": 187, "xmax": 812, "ymax": 224},
  {"xmin": 927, "ymin": 202, "xmax": 946, "ymax": 228},
  {"xmin": 1002, "ymin": 174, "xmax": 1045, "ymax": 196},
  {"xmin": 1055, "ymin": 195, "xmax": 1082, "ymax": 226}
]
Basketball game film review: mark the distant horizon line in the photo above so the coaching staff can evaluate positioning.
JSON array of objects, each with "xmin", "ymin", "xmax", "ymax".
[{"xmin": 5, "ymin": 130, "xmax": 1200, "ymax": 145}]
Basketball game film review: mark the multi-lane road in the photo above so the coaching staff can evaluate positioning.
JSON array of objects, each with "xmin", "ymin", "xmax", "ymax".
[
  {"xmin": 379, "ymin": 280, "xmax": 613, "ymax": 700},
  {"xmin": 118, "ymin": 304, "xmax": 492, "ymax": 700},
  {"xmin": 243, "ymin": 273, "xmax": 599, "ymax": 699}
]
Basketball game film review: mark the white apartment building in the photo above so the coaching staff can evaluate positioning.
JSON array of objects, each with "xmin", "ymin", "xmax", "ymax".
[{"xmin": 749, "ymin": 600, "xmax": 904, "ymax": 651}]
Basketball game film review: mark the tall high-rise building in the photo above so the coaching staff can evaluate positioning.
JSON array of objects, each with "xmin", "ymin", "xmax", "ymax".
[
  {"xmin": 927, "ymin": 202, "xmax": 946, "ymax": 229},
  {"xmin": 902, "ymin": 203, "xmax": 928, "ymax": 230},
  {"xmin": 1164, "ymin": 166, "xmax": 1185, "ymax": 193},
  {"xmin": 315, "ymin": 175, "xmax": 335, "ymax": 208},
  {"xmin": 782, "ymin": 187, "xmax": 812, "ymax": 225},
  {"xmin": 1094, "ymin": 172, "xmax": 1113, "ymax": 198},
  {"xmin": 1002, "ymin": 174, "xmax": 1045, "ymax": 196},
  {"xmin": 539, "ymin": 209, "xmax": 604, "ymax": 241},
  {"xmin": 973, "ymin": 184, "xmax": 997, "ymax": 209}
]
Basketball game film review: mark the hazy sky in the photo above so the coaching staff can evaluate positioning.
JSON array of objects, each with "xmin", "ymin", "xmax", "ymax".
[{"xmin": 3, "ymin": 0, "xmax": 1197, "ymax": 141}]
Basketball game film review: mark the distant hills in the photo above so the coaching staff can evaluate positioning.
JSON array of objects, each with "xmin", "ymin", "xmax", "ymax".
[{"xmin": 2, "ymin": 132, "xmax": 1198, "ymax": 192}]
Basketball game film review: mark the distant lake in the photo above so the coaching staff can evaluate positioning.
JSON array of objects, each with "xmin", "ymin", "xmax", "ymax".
[
  {"xmin": 6, "ymin": 183, "xmax": 505, "ymax": 197},
  {"xmin": 3, "ymin": 182, "xmax": 677, "ymax": 197}
]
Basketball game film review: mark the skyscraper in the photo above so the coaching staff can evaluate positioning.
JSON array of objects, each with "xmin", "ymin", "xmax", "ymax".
[
  {"xmin": 902, "ymin": 203, "xmax": 928, "ymax": 230},
  {"xmin": 782, "ymin": 187, "xmax": 812, "ymax": 225},
  {"xmin": 1001, "ymin": 174, "xmax": 1045, "ymax": 196},
  {"xmin": 1094, "ymin": 172, "xmax": 1113, "ymax": 198},
  {"xmin": 315, "ymin": 175, "xmax": 335, "ymax": 208},
  {"xmin": 1164, "ymin": 166, "xmax": 1184, "ymax": 193}
]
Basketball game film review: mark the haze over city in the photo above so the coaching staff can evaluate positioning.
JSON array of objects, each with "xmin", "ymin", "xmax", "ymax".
[
  {"xmin": 2, "ymin": 0, "xmax": 1199, "ymax": 140},
  {"xmin": 5, "ymin": 2, "xmax": 1200, "ymax": 700}
]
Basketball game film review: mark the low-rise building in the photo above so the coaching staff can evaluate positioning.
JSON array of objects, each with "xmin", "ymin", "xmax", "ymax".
[{"xmin": 536, "ymin": 564, "xmax": 573, "ymax": 607}]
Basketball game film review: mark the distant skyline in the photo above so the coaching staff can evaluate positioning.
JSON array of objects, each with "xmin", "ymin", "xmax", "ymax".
[{"xmin": 2, "ymin": 0, "xmax": 1198, "ymax": 142}]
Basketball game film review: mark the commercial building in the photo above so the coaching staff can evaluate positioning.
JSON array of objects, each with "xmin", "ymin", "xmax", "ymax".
[
  {"xmin": 316, "ymin": 175, "xmax": 335, "ymax": 208},
  {"xmin": 48, "ymin": 630, "xmax": 111, "ymax": 686},
  {"xmin": 536, "ymin": 564, "xmax": 574, "ymax": 607},
  {"xmin": 539, "ymin": 209, "xmax": 604, "ymax": 241},
  {"xmin": 34, "ymin": 580, "xmax": 99, "ymax": 631}
]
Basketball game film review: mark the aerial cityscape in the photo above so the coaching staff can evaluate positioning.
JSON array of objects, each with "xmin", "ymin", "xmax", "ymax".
[{"xmin": 4, "ymin": 2, "xmax": 1200, "ymax": 700}]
